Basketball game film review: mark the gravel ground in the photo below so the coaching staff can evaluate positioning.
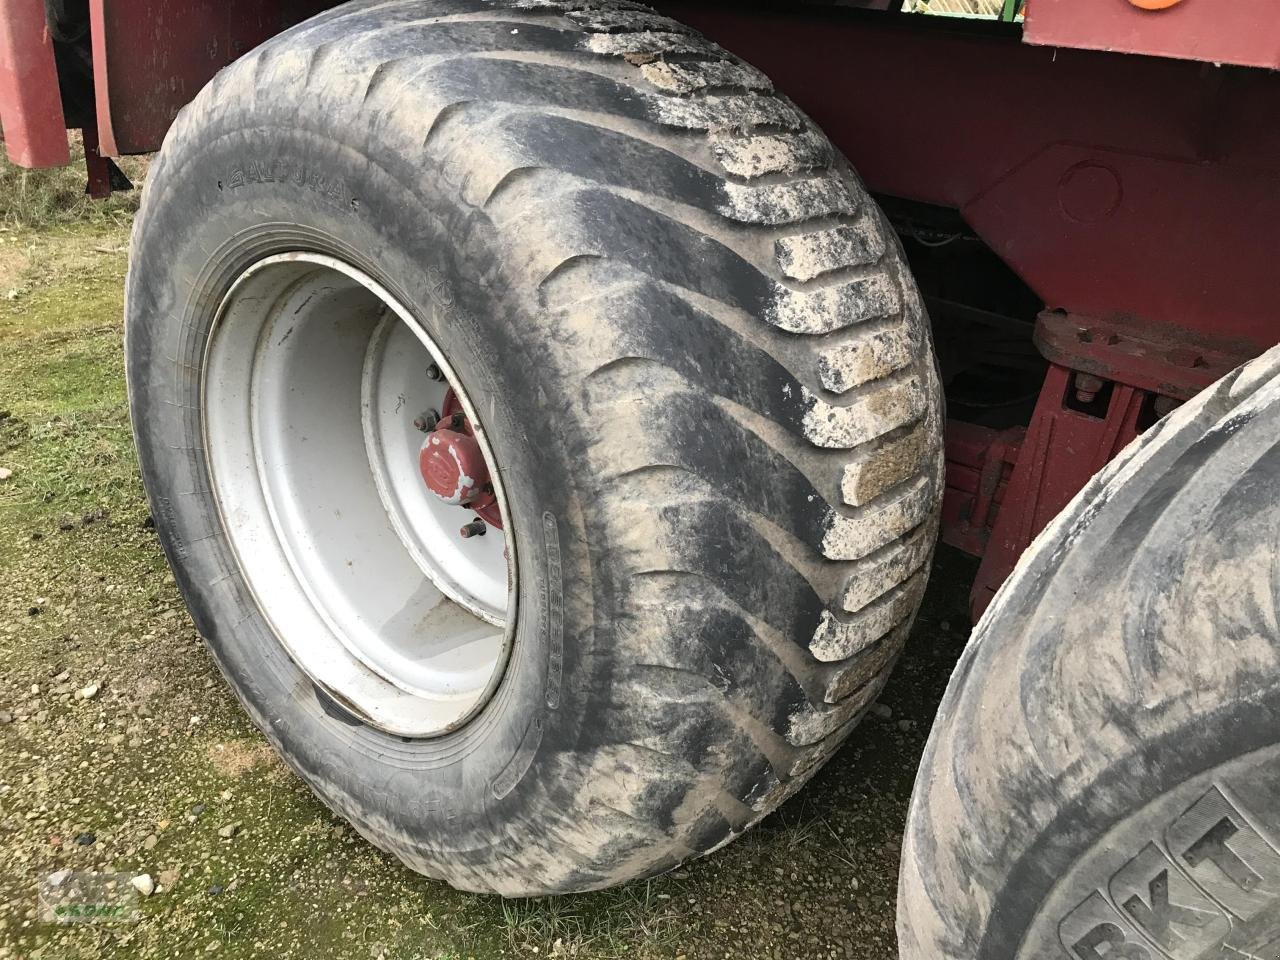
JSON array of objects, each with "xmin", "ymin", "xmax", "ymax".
[{"xmin": 0, "ymin": 219, "xmax": 977, "ymax": 960}]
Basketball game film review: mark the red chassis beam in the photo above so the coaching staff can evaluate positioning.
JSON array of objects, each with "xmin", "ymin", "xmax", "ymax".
[{"xmin": 950, "ymin": 313, "xmax": 1256, "ymax": 617}]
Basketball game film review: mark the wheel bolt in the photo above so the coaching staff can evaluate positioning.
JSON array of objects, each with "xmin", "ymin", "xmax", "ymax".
[
  {"xmin": 413, "ymin": 409, "xmax": 440, "ymax": 432},
  {"xmin": 1074, "ymin": 373, "xmax": 1105, "ymax": 404},
  {"xmin": 460, "ymin": 519, "xmax": 487, "ymax": 539},
  {"xmin": 426, "ymin": 362, "xmax": 445, "ymax": 382},
  {"xmin": 449, "ymin": 411, "xmax": 465, "ymax": 431}
]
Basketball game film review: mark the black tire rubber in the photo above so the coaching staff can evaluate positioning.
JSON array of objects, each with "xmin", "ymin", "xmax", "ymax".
[
  {"xmin": 126, "ymin": 0, "xmax": 943, "ymax": 895},
  {"xmin": 899, "ymin": 345, "xmax": 1280, "ymax": 957}
]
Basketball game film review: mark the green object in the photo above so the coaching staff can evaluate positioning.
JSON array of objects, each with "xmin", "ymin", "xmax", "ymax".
[{"xmin": 999, "ymin": 0, "xmax": 1022, "ymax": 21}]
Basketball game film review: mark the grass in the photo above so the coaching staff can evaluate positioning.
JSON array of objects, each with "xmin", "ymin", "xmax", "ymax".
[
  {"xmin": 0, "ymin": 136, "xmax": 979, "ymax": 960},
  {"xmin": 0, "ymin": 134, "xmax": 147, "ymax": 230}
]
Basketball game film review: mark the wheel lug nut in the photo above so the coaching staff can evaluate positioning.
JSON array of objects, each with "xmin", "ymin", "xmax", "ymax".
[
  {"xmin": 413, "ymin": 409, "xmax": 440, "ymax": 432},
  {"xmin": 425, "ymin": 362, "xmax": 445, "ymax": 382},
  {"xmin": 449, "ymin": 412, "xmax": 465, "ymax": 431},
  {"xmin": 459, "ymin": 519, "xmax": 487, "ymax": 539}
]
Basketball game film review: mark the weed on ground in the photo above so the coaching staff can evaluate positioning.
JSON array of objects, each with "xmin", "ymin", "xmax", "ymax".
[{"xmin": 0, "ymin": 135, "xmax": 146, "ymax": 231}]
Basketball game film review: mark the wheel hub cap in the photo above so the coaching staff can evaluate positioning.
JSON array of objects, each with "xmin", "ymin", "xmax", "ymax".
[
  {"xmin": 418, "ymin": 390, "xmax": 503, "ymax": 530},
  {"xmin": 420, "ymin": 428, "xmax": 488, "ymax": 505}
]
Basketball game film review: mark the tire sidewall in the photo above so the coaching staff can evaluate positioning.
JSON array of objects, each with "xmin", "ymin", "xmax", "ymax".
[{"xmin": 998, "ymin": 706, "xmax": 1280, "ymax": 960}]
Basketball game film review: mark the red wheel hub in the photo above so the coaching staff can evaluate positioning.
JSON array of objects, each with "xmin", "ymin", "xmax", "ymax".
[{"xmin": 418, "ymin": 389, "xmax": 502, "ymax": 529}]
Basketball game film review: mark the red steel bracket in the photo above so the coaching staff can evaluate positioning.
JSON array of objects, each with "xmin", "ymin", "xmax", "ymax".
[
  {"xmin": 0, "ymin": 0, "xmax": 69, "ymax": 167},
  {"xmin": 954, "ymin": 312, "xmax": 1260, "ymax": 620},
  {"xmin": 82, "ymin": 124, "xmax": 112, "ymax": 199},
  {"xmin": 1035, "ymin": 311, "xmax": 1253, "ymax": 402},
  {"xmin": 959, "ymin": 141, "xmax": 1280, "ymax": 351},
  {"xmin": 968, "ymin": 363, "xmax": 1146, "ymax": 620}
]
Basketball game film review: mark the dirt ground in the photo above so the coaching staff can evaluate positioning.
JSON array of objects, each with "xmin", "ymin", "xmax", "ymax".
[{"xmin": 0, "ymin": 216, "xmax": 978, "ymax": 960}]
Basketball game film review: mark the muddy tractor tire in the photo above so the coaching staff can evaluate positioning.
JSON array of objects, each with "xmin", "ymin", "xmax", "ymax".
[
  {"xmin": 899, "ymin": 346, "xmax": 1280, "ymax": 957},
  {"xmin": 125, "ymin": 0, "xmax": 943, "ymax": 895}
]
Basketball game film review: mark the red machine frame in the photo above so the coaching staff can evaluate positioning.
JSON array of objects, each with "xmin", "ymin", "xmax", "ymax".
[
  {"xmin": 660, "ymin": 3, "xmax": 1279, "ymax": 616},
  {"xmin": 3, "ymin": 0, "xmax": 1278, "ymax": 618}
]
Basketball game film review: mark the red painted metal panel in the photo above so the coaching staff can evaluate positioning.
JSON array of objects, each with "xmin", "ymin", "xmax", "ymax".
[
  {"xmin": 90, "ymin": 0, "xmax": 331, "ymax": 157},
  {"xmin": 0, "ymin": 0, "xmax": 69, "ymax": 167},
  {"xmin": 87, "ymin": 0, "xmax": 116, "ymax": 157},
  {"xmin": 961, "ymin": 140, "xmax": 1280, "ymax": 347},
  {"xmin": 1025, "ymin": 0, "xmax": 1280, "ymax": 71}
]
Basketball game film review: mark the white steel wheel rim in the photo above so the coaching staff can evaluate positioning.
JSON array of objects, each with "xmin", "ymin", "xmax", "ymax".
[{"xmin": 202, "ymin": 253, "xmax": 516, "ymax": 737}]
